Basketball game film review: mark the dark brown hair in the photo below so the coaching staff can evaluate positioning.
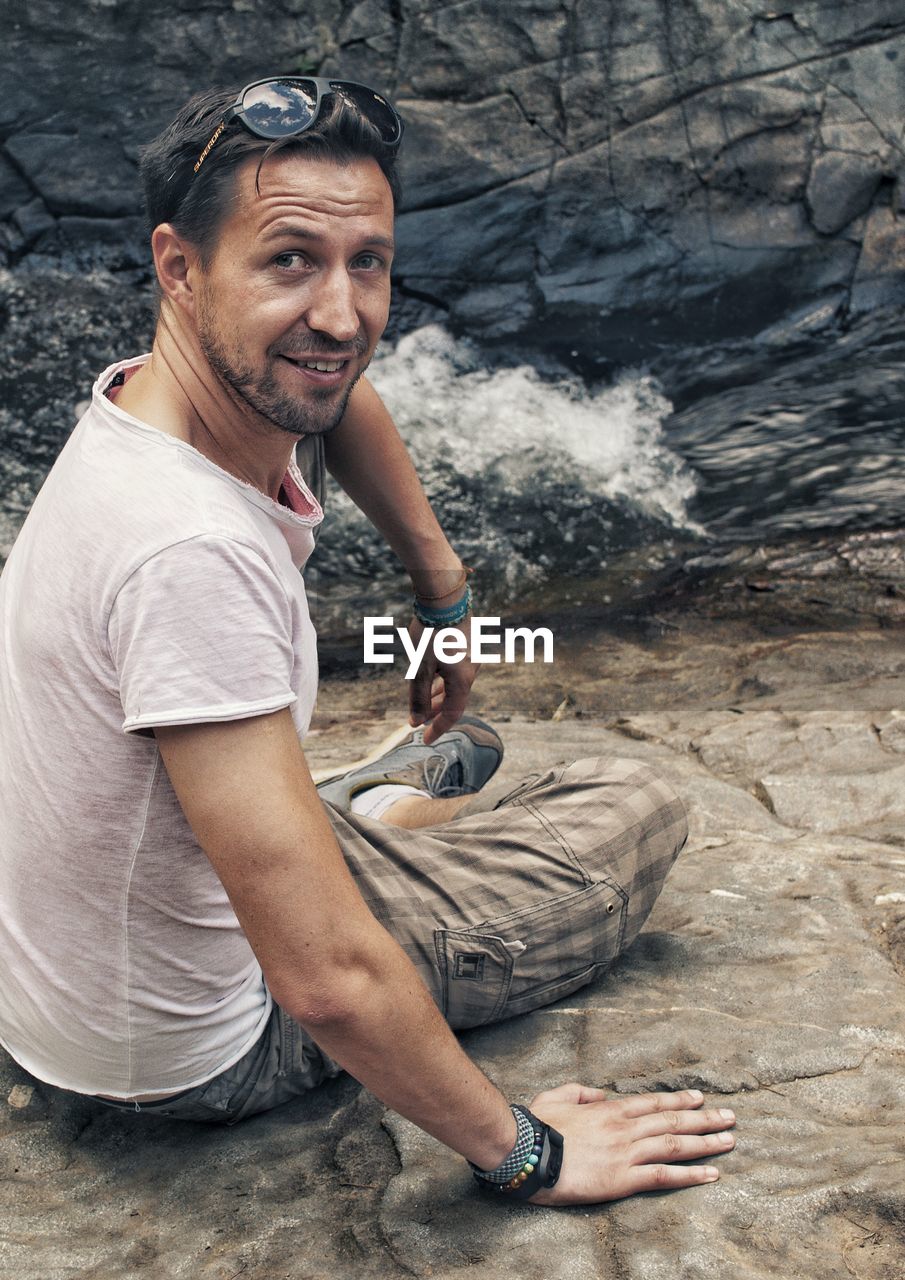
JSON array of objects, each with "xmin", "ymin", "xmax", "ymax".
[{"xmin": 139, "ymin": 84, "xmax": 402, "ymax": 261}]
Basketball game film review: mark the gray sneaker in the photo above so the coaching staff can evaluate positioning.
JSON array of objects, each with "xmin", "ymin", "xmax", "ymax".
[{"xmin": 316, "ymin": 716, "xmax": 504, "ymax": 811}]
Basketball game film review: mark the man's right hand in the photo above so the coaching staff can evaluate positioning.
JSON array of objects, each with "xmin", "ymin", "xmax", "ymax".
[{"xmin": 525, "ymin": 1083, "xmax": 736, "ymax": 1205}]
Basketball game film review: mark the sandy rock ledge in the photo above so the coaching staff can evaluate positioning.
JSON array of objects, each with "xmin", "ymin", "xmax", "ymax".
[{"xmin": 2, "ymin": 635, "xmax": 904, "ymax": 1279}]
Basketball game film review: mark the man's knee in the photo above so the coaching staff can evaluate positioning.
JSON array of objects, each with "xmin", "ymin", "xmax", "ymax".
[
  {"xmin": 541, "ymin": 756, "xmax": 687, "ymax": 952},
  {"xmin": 579, "ymin": 755, "xmax": 687, "ymax": 953},
  {"xmin": 556, "ymin": 754, "xmax": 687, "ymax": 855},
  {"xmin": 607, "ymin": 755, "xmax": 687, "ymax": 857}
]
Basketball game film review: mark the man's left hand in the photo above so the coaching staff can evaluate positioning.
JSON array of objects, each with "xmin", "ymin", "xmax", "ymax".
[{"xmin": 406, "ymin": 617, "xmax": 479, "ymax": 745}]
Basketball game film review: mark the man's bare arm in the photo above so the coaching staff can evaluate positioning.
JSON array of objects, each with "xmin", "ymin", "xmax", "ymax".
[
  {"xmin": 155, "ymin": 709, "xmax": 736, "ymax": 1202},
  {"xmin": 156, "ymin": 708, "xmax": 516, "ymax": 1168},
  {"xmin": 327, "ymin": 377, "xmax": 478, "ymax": 743},
  {"xmin": 327, "ymin": 377, "xmax": 463, "ymax": 596}
]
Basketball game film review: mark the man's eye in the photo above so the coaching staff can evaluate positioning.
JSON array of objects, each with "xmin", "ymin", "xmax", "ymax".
[
  {"xmin": 355, "ymin": 253, "xmax": 384, "ymax": 270},
  {"xmin": 273, "ymin": 252, "xmax": 307, "ymax": 270}
]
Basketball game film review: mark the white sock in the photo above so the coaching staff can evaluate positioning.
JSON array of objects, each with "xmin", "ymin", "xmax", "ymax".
[{"xmin": 349, "ymin": 783, "xmax": 430, "ymax": 820}]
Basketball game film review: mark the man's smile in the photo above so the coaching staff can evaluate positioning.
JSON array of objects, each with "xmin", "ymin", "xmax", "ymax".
[
  {"xmin": 296, "ymin": 358, "xmax": 344, "ymax": 372},
  {"xmin": 277, "ymin": 352, "xmax": 354, "ymax": 386}
]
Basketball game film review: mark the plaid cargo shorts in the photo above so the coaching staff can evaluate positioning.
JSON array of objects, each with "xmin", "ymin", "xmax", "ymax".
[{"xmin": 98, "ymin": 755, "xmax": 686, "ymax": 1124}]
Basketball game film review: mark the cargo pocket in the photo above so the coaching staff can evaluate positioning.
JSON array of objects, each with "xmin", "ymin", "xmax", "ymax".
[
  {"xmin": 485, "ymin": 879, "xmax": 626, "ymax": 1022},
  {"xmin": 435, "ymin": 929, "xmax": 515, "ymax": 1029}
]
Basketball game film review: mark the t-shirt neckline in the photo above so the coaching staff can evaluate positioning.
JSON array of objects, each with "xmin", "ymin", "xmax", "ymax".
[{"xmin": 95, "ymin": 355, "xmax": 324, "ymax": 530}]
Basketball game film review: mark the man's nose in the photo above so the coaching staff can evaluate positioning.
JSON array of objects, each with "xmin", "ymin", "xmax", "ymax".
[{"xmin": 304, "ymin": 267, "xmax": 360, "ymax": 343}]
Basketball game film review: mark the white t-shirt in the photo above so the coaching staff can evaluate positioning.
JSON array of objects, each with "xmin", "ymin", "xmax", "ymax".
[{"xmin": 0, "ymin": 356, "xmax": 323, "ymax": 1097}]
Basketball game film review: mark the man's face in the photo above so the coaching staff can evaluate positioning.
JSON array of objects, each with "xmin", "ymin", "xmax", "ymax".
[{"xmin": 192, "ymin": 151, "xmax": 394, "ymax": 437}]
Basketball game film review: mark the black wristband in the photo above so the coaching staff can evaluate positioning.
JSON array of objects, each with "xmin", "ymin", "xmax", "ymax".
[{"xmin": 473, "ymin": 1105, "xmax": 564, "ymax": 1200}]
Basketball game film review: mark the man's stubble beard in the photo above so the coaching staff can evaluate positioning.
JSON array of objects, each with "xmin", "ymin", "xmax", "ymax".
[{"xmin": 198, "ymin": 321, "xmax": 368, "ymax": 439}]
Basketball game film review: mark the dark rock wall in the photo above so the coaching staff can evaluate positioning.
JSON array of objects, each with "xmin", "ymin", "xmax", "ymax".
[{"xmin": 2, "ymin": 0, "xmax": 905, "ymax": 356}]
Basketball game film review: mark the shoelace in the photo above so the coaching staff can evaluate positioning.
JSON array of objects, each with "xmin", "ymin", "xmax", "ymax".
[{"xmin": 421, "ymin": 751, "xmax": 477, "ymax": 797}]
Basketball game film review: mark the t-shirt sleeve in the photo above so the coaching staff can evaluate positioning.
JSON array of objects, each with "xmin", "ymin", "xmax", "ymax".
[{"xmin": 107, "ymin": 534, "xmax": 298, "ymax": 733}]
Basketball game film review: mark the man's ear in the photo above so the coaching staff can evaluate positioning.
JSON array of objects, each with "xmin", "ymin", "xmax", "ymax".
[{"xmin": 151, "ymin": 223, "xmax": 201, "ymax": 315}]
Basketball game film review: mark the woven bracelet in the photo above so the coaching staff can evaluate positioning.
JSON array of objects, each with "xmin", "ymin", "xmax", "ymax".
[
  {"xmin": 412, "ymin": 584, "xmax": 471, "ymax": 627},
  {"xmin": 469, "ymin": 1104, "xmax": 536, "ymax": 1185}
]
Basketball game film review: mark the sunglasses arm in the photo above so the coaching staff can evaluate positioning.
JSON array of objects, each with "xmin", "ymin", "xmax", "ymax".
[{"xmin": 193, "ymin": 104, "xmax": 244, "ymax": 175}]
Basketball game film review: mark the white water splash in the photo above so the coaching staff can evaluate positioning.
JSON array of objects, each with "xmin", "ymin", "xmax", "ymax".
[{"xmin": 368, "ymin": 325, "xmax": 700, "ymax": 531}]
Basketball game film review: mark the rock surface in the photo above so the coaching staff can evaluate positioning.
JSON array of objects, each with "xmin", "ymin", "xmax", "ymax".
[
  {"xmin": 2, "ymin": 1, "xmax": 905, "ymax": 352},
  {"xmin": 2, "ymin": 617, "xmax": 904, "ymax": 1279}
]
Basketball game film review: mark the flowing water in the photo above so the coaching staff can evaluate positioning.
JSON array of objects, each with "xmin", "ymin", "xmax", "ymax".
[
  {"xmin": 325, "ymin": 324, "xmax": 700, "ymax": 589},
  {"xmin": 308, "ymin": 308, "xmax": 905, "ymax": 629}
]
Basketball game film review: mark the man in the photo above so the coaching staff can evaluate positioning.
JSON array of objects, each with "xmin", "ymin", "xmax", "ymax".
[{"xmin": 0, "ymin": 77, "xmax": 735, "ymax": 1203}]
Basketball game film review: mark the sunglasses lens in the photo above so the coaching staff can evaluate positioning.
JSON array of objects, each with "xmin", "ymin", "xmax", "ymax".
[
  {"xmin": 240, "ymin": 79, "xmax": 318, "ymax": 138},
  {"xmin": 328, "ymin": 82, "xmax": 402, "ymax": 145}
]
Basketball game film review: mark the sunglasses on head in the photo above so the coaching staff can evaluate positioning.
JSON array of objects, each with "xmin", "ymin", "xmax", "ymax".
[{"xmin": 193, "ymin": 76, "xmax": 404, "ymax": 175}]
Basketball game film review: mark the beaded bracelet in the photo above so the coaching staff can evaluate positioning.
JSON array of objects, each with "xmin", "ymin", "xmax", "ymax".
[
  {"xmin": 472, "ymin": 1105, "xmax": 565, "ymax": 1201},
  {"xmin": 412, "ymin": 584, "xmax": 471, "ymax": 627}
]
